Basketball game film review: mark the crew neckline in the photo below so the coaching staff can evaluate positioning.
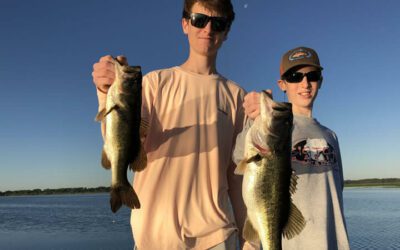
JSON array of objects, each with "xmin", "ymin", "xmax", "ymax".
[
  {"xmin": 294, "ymin": 114, "xmax": 318, "ymax": 124},
  {"xmin": 174, "ymin": 66, "xmax": 222, "ymax": 79}
]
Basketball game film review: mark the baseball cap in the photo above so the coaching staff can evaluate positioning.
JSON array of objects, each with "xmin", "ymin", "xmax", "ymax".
[{"xmin": 280, "ymin": 47, "xmax": 323, "ymax": 77}]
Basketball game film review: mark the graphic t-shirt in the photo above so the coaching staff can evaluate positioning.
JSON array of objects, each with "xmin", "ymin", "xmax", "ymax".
[{"xmin": 233, "ymin": 114, "xmax": 350, "ymax": 250}]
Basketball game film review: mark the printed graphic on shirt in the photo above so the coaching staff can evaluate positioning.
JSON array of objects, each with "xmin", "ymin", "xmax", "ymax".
[{"xmin": 292, "ymin": 138, "xmax": 337, "ymax": 167}]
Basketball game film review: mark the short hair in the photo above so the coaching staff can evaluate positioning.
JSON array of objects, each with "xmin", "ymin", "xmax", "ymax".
[{"xmin": 183, "ymin": 0, "xmax": 235, "ymax": 24}]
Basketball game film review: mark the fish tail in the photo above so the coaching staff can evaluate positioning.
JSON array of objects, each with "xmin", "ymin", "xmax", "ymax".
[{"xmin": 110, "ymin": 185, "xmax": 141, "ymax": 213}]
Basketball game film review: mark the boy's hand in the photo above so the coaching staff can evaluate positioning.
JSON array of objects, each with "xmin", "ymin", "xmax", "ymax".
[
  {"xmin": 92, "ymin": 55, "xmax": 128, "ymax": 109},
  {"xmin": 243, "ymin": 90, "xmax": 273, "ymax": 120},
  {"xmin": 92, "ymin": 55, "xmax": 128, "ymax": 93}
]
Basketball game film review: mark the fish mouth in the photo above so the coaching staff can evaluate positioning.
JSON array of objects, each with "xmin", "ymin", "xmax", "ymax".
[{"xmin": 272, "ymin": 102, "xmax": 292, "ymax": 113}]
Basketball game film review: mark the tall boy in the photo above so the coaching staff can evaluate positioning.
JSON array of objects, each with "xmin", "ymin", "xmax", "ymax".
[{"xmin": 92, "ymin": 0, "xmax": 253, "ymax": 249}]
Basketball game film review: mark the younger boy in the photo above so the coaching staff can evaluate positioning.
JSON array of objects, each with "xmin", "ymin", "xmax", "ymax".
[{"xmin": 234, "ymin": 47, "xmax": 350, "ymax": 249}]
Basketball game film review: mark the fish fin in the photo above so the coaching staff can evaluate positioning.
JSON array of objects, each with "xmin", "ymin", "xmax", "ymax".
[
  {"xmin": 129, "ymin": 144, "xmax": 147, "ymax": 172},
  {"xmin": 289, "ymin": 171, "xmax": 299, "ymax": 195},
  {"xmin": 243, "ymin": 217, "xmax": 260, "ymax": 243},
  {"xmin": 95, "ymin": 105, "xmax": 119, "ymax": 122},
  {"xmin": 110, "ymin": 185, "xmax": 141, "ymax": 213},
  {"xmin": 95, "ymin": 108, "xmax": 106, "ymax": 122},
  {"xmin": 129, "ymin": 120, "xmax": 149, "ymax": 171},
  {"xmin": 282, "ymin": 202, "xmax": 306, "ymax": 239},
  {"xmin": 101, "ymin": 148, "xmax": 111, "ymax": 169},
  {"xmin": 234, "ymin": 159, "xmax": 248, "ymax": 175},
  {"xmin": 140, "ymin": 119, "xmax": 150, "ymax": 132}
]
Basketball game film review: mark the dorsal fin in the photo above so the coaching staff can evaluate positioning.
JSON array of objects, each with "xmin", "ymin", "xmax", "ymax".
[
  {"xmin": 289, "ymin": 171, "xmax": 299, "ymax": 195},
  {"xmin": 129, "ymin": 144, "xmax": 147, "ymax": 171},
  {"xmin": 129, "ymin": 119, "xmax": 149, "ymax": 172},
  {"xmin": 282, "ymin": 201, "xmax": 306, "ymax": 239},
  {"xmin": 282, "ymin": 170, "xmax": 306, "ymax": 239}
]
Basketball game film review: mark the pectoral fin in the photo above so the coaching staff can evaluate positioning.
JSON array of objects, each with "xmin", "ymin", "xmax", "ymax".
[
  {"xmin": 242, "ymin": 217, "xmax": 260, "ymax": 243},
  {"xmin": 95, "ymin": 105, "xmax": 119, "ymax": 122},
  {"xmin": 95, "ymin": 108, "xmax": 106, "ymax": 122},
  {"xmin": 234, "ymin": 159, "xmax": 248, "ymax": 175}
]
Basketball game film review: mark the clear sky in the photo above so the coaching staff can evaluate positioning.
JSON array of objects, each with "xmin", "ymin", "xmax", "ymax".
[{"xmin": 1, "ymin": 0, "xmax": 399, "ymax": 191}]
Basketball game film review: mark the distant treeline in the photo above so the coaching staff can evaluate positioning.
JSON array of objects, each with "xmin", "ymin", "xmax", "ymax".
[
  {"xmin": 344, "ymin": 178, "xmax": 400, "ymax": 187},
  {"xmin": 0, "ymin": 186, "xmax": 110, "ymax": 196},
  {"xmin": 2, "ymin": 178, "xmax": 400, "ymax": 196}
]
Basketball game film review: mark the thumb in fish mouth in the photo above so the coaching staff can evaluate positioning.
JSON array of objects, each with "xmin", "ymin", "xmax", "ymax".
[{"xmin": 116, "ymin": 55, "xmax": 128, "ymax": 66}]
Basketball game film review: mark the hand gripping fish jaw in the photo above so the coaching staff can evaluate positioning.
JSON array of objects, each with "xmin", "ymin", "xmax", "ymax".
[{"xmin": 95, "ymin": 58, "xmax": 147, "ymax": 213}]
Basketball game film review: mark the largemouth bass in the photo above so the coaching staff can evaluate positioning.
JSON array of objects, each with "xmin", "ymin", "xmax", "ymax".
[
  {"xmin": 235, "ymin": 91, "xmax": 305, "ymax": 249},
  {"xmin": 95, "ymin": 58, "xmax": 146, "ymax": 213}
]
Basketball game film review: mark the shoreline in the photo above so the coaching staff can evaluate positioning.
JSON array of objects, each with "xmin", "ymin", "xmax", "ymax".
[
  {"xmin": 2, "ymin": 181, "xmax": 400, "ymax": 197},
  {"xmin": 0, "ymin": 187, "xmax": 110, "ymax": 197}
]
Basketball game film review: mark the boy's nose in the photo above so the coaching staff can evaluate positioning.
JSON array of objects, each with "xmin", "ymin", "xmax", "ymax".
[
  {"xmin": 202, "ymin": 21, "xmax": 213, "ymax": 33},
  {"xmin": 299, "ymin": 76, "xmax": 311, "ymax": 87}
]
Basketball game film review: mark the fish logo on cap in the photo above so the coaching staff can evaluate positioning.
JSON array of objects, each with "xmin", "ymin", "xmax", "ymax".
[{"xmin": 289, "ymin": 49, "xmax": 312, "ymax": 61}]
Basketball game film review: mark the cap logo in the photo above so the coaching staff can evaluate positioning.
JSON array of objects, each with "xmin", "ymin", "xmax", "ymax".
[{"xmin": 289, "ymin": 49, "xmax": 311, "ymax": 61}]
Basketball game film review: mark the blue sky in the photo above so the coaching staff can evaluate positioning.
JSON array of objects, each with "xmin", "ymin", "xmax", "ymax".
[{"xmin": 1, "ymin": 0, "xmax": 399, "ymax": 191}]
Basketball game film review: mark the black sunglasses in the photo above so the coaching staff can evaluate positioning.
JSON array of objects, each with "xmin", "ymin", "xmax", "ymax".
[
  {"xmin": 183, "ymin": 11, "xmax": 230, "ymax": 32},
  {"xmin": 283, "ymin": 71, "xmax": 322, "ymax": 83}
]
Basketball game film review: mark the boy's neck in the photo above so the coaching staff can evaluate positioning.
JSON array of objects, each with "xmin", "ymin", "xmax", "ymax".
[
  {"xmin": 292, "ymin": 106, "xmax": 313, "ymax": 118},
  {"xmin": 180, "ymin": 51, "xmax": 218, "ymax": 75}
]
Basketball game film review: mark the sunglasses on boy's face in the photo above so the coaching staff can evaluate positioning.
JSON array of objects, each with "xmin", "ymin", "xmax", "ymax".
[
  {"xmin": 283, "ymin": 71, "xmax": 322, "ymax": 83},
  {"xmin": 183, "ymin": 11, "xmax": 230, "ymax": 32}
]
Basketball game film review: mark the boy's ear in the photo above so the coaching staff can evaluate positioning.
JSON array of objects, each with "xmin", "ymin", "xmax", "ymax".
[
  {"xmin": 277, "ymin": 79, "xmax": 286, "ymax": 92},
  {"xmin": 182, "ymin": 18, "xmax": 189, "ymax": 35}
]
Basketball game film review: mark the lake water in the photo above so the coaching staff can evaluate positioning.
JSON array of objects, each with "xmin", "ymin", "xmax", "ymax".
[
  {"xmin": 0, "ymin": 188, "xmax": 399, "ymax": 249},
  {"xmin": 0, "ymin": 193, "xmax": 133, "ymax": 249},
  {"xmin": 344, "ymin": 188, "xmax": 400, "ymax": 249}
]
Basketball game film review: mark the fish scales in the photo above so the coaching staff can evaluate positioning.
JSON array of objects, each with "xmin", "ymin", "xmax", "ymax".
[
  {"xmin": 236, "ymin": 91, "xmax": 305, "ymax": 250},
  {"xmin": 95, "ymin": 58, "xmax": 146, "ymax": 213}
]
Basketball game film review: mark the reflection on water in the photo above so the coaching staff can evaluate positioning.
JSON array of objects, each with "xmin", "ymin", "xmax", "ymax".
[
  {"xmin": 0, "ymin": 194, "xmax": 133, "ymax": 249},
  {"xmin": 1, "ymin": 189, "xmax": 399, "ymax": 249},
  {"xmin": 344, "ymin": 188, "xmax": 400, "ymax": 249}
]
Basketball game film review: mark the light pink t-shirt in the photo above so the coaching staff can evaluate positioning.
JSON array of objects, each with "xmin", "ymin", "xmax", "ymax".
[{"xmin": 130, "ymin": 66, "xmax": 246, "ymax": 250}]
